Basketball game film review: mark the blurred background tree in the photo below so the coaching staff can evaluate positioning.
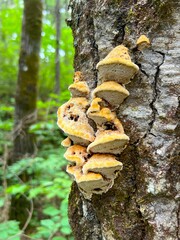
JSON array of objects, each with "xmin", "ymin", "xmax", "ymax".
[{"xmin": 0, "ymin": 0, "xmax": 74, "ymax": 239}]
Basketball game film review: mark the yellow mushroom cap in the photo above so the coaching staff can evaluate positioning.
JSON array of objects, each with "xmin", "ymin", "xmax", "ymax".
[
  {"xmin": 57, "ymin": 98, "xmax": 95, "ymax": 146},
  {"xmin": 61, "ymin": 137, "xmax": 72, "ymax": 148},
  {"xmin": 136, "ymin": 35, "xmax": 150, "ymax": 50},
  {"xmin": 96, "ymin": 45, "xmax": 139, "ymax": 84},
  {"xmin": 64, "ymin": 145, "xmax": 88, "ymax": 166},
  {"xmin": 73, "ymin": 71, "xmax": 84, "ymax": 83},
  {"xmin": 68, "ymin": 81, "xmax": 90, "ymax": 98},
  {"xmin": 136, "ymin": 35, "xmax": 150, "ymax": 45}
]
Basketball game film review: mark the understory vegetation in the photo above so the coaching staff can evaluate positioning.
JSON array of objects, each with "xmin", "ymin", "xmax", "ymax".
[{"xmin": 0, "ymin": 0, "xmax": 74, "ymax": 239}]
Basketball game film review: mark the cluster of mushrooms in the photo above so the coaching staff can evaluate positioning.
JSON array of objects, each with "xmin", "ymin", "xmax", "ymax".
[{"xmin": 57, "ymin": 36, "xmax": 150, "ymax": 199}]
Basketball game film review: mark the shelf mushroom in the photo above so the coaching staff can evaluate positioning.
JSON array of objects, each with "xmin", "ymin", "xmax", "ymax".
[
  {"xmin": 82, "ymin": 154, "xmax": 123, "ymax": 178},
  {"xmin": 61, "ymin": 137, "xmax": 72, "ymax": 148},
  {"xmin": 57, "ymin": 98, "xmax": 95, "ymax": 146},
  {"xmin": 66, "ymin": 165, "xmax": 113, "ymax": 199},
  {"xmin": 64, "ymin": 145, "xmax": 88, "ymax": 166},
  {"xmin": 87, "ymin": 130, "xmax": 129, "ymax": 155},
  {"xmin": 87, "ymin": 98, "xmax": 124, "ymax": 132},
  {"xmin": 92, "ymin": 81, "xmax": 129, "ymax": 107},
  {"xmin": 68, "ymin": 71, "xmax": 89, "ymax": 98},
  {"xmin": 73, "ymin": 71, "xmax": 84, "ymax": 83},
  {"xmin": 136, "ymin": 35, "xmax": 150, "ymax": 51},
  {"xmin": 68, "ymin": 81, "xmax": 90, "ymax": 98},
  {"xmin": 96, "ymin": 45, "xmax": 139, "ymax": 84}
]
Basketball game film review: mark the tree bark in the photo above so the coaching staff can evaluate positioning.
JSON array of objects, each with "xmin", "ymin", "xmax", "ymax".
[
  {"xmin": 68, "ymin": 1, "xmax": 180, "ymax": 239},
  {"xmin": 13, "ymin": 0, "xmax": 42, "ymax": 160}
]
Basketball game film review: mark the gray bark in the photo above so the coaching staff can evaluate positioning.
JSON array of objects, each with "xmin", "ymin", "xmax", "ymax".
[{"xmin": 68, "ymin": 1, "xmax": 180, "ymax": 240}]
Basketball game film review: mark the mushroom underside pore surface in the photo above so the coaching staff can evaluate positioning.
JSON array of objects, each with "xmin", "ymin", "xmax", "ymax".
[
  {"xmin": 92, "ymin": 81, "xmax": 129, "ymax": 106},
  {"xmin": 97, "ymin": 63, "xmax": 138, "ymax": 84},
  {"xmin": 94, "ymin": 90, "xmax": 128, "ymax": 106},
  {"xmin": 87, "ymin": 133, "xmax": 129, "ymax": 154}
]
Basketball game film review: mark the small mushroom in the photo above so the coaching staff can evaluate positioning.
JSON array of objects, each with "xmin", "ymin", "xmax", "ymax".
[
  {"xmin": 87, "ymin": 98, "xmax": 115, "ymax": 125},
  {"xmin": 61, "ymin": 137, "xmax": 72, "ymax": 148},
  {"xmin": 92, "ymin": 81, "xmax": 129, "ymax": 107},
  {"xmin": 87, "ymin": 130, "xmax": 129, "ymax": 155},
  {"xmin": 136, "ymin": 35, "xmax": 150, "ymax": 51},
  {"xmin": 66, "ymin": 165, "xmax": 79, "ymax": 179},
  {"xmin": 83, "ymin": 154, "xmax": 123, "ymax": 178},
  {"xmin": 57, "ymin": 98, "xmax": 95, "ymax": 146},
  {"xmin": 88, "ymin": 107, "xmax": 115, "ymax": 126},
  {"xmin": 87, "ymin": 98, "xmax": 124, "ymax": 132},
  {"xmin": 66, "ymin": 164, "xmax": 113, "ymax": 199},
  {"xmin": 73, "ymin": 71, "xmax": 84, "ymax": 83},
  {"xmin": 68, "ymin": 81, "xmax": 90, "ymax": 98},
  {"xmin": 96, "ymin": 45, "xmax": 139, "ymax": 84},
  {"xmin": 64, "ymin": 145, "xmax": 88, "ymax": 166}
]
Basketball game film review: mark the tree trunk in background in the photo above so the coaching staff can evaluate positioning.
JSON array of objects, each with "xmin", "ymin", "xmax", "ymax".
[
  {"xmin": 54, "ymin": 0, "xmax": 61, "ymax": 95},
  {"xmin": 11, "ymin": 0, "xmax": 42, "ymax": 229},
  {"xmin": 13, "ymin": 0, "xmax": 42, "ymax": 160},
  {"xmin": 68, "ymin": 1, "xmax": 179, "ymax": 239}
]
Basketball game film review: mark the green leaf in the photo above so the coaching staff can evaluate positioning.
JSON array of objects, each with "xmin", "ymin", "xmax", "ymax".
[
  {"xmin": 40, "ymin": 219, "xmax": 55, "ymax": 230},
  {"xmin": 52, "ymin": 237, "xmax": 66, "ymax": 240},
  {"xmin": 29, "ymin": 187, "xmax": 44, "ymax": 198},
  {"xmin": 0, "ymin": 220, "xmax": 20, "ymax": 239},
  {"xmin": 6, "ymin": 184, "xmax": 28, "ymax": 195},
  {"xmin": 43, "ymin": 206, "xmax": 60, "ymax": 217},
  {"xmin": 60, "ymin": 226, "xmax": 72, "ymax": 235}
]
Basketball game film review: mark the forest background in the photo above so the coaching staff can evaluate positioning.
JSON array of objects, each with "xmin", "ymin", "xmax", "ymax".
[{"xmin": 0, "ymin": 0, "xmax": 74, "ymax": 239}]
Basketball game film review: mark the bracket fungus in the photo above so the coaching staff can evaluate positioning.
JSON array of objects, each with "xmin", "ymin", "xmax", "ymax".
[
  {"xmin": 136, "ymin": 34, "xmax": 150, "ymax": 51},
  {"xmin": 57, "ymin": 98, "xmax": 95, "ymax": 146},
  {"xmin": 96, "ymin": 45, "xmax": 139, "ymax": 84},
  {"xmin": 66, "ymin": 165, "xmax": 113, "ymax": 199},
  {"xmin": 64, "ymin": 145, "xmax": 88, "ymax": 166},
  {"xmin": 87, "ymin": 99, "xmax": 124, "ymax": 133},
  {"xmin": 61, "ymin": 137, "xmax": 72, "ymax": 148},
  {"xmin": 82, "ymin": 154, "xmax": 123, "ymax": 178},
  {"xmin": 92, "ymin": 81, "xmax": 129, "ymax": 107},
  {"xmin": 57, "ymin": 44, "xmax": 139, "ymax": 199},
  {"xmin": 87, "ymin": 130, "xmax": 129, "ymax": 155}
]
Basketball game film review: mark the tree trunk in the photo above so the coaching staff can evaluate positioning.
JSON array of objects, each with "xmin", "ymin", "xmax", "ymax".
[
  {"xmin": 13, "ymin": 0, "xmax": 42, "ymax": 160},
  {"xmin": 54, "ymin": 0, "xmax": 61, "ymax": 95},
  {"xmin": 67, "ymin": 1, "xmax": 179, "ymax": 239},
  {"xmin": 11, "ymin": 0, "xmax": 42, "ymax": 229}
]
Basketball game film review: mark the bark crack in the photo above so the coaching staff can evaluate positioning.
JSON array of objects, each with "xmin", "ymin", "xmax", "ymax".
[
  {"xmin": 140, "ymin": 50, "xmax": 165, "ymax": 139},
  {"xmin": 148, "ymin": 50, "xmax": 165, "ymax": 134}
]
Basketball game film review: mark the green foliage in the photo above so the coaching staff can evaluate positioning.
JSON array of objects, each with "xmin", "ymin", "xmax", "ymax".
[
  {"xmin": 0, "ymin": 97, "xmax": 73, "ymax": 238},
  {"xmin": 0, "ymin": 220, "xmax": 20, "ymax": 240},
  {"xmin": 0, "ymin": 0, "xmax": 23, "ymax": 99},
  {"xmin": 0, "ymin": 0, "xmax": 74, "ymax": 99}
]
